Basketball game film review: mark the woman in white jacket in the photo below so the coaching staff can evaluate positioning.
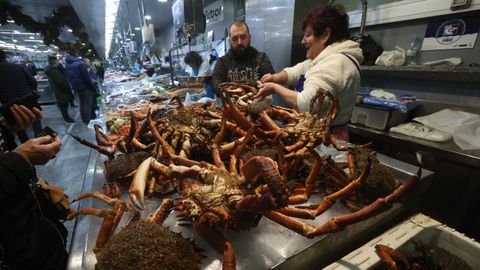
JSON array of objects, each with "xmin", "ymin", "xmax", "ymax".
[{"xmin": 256, "ymin": 4, "xmax": 363, "ymax": 141}]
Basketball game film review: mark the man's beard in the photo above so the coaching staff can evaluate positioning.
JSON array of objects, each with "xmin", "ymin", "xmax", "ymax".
[{"xmin": 232, "ymin": 43, "xmax": 250, "ymax": 58}]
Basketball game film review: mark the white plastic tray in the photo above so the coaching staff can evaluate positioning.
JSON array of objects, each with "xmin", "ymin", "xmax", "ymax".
[{"xmin": 325, "ymin": 213, "xmax": 480, "ymax": 270}]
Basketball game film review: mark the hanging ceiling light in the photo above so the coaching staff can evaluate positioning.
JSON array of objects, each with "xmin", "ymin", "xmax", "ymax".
[{"xmin": 105, "ymin": 0, "xmax": 120, "ymax": 58}]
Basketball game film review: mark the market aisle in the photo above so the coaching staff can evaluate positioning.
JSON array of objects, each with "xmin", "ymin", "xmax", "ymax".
[{"xmin": 34, "ymin": 103, "xmax": 97, "ymax": 251}]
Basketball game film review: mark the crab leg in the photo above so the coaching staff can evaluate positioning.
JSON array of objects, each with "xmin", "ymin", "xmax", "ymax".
[
  {"xmin": 265, "ymin": 168, "xmax": 421, "ymax": 238},
  {"xmin": 129, "ymin": 157, "xmax": 154, "ymax": 209},
  {"xmin": 71, "ymin": 134, "xmax": 115, "ymax": 159},
  {"xmin": 281, "ymin": 156, "xmax": 371, "ymax": 219},
  {"xmin": 236, "ymin": 156, "xmax": 290, "ymax": 213},
  {"xmin": 147, "ymin": 110, "xmax": 175, "ymax": 156},
  {"xmin": 94, "ymin": 124, "xmax": 113, "ymax": 146},
  {"xmin": 195, "ymin": 223, "xmax": 236, "ymax": 270},
  {"xmin": 147, "ymin": 198, "xmax": 173, "ymax": 224},
  {"xmin": 375, "ymin": 244, "xmax": 410, "ymax": 270}
]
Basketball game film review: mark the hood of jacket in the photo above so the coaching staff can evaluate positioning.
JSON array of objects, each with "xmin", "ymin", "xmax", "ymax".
[
  {"xmin": 65, "ymin": 55, "xmax": 80, "ymax": 64},
  {"xmin": 312, "ymin": 40, "xmax": 364, "ymax": 66}
]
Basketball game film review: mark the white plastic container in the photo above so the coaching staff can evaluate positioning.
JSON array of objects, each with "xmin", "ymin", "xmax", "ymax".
[
  {"xmin": 350, "ymin": 104, "xmax": 408, "ymax": 130},
  {"xmin": 325, "ymin": 213, "xmax": 480, "ymax": 270}
]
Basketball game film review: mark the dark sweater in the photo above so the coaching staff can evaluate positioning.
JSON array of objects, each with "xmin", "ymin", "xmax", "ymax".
[
  {"xmin": 0, "ymin": 152, "xmax": 68, "ymax": 270},
  {"xmin": 212, "ymin": 46, "xmax": 274, "ymax": 92},
  {"xmin": 0, "ymin": 62, "xmax": 37, "ymax": 104}
]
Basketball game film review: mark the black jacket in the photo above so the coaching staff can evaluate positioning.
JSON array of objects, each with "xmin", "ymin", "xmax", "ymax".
[
  {"xmin": 0, "ymin": 62, "xmax": 37, "ymax": 104},
  {"xmin": 212, "ymin": 46, "xmax": 274, "ymax": 92},
  {"xmin": 64, "ymin": 55, "xmax": 96, "ymax": 93},
  {"xmin": 0, "ymin": 152, "xmax": 68, "ymax": 270},
  {"xmin": 45, "ymin": 64, "xmax": 74, "ymax": 104}
]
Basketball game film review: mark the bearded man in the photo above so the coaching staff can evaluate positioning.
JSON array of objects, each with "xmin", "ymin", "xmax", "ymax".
[{"xmin": 212, "ymin": 21, "xmax": 274, "ymax": 95}]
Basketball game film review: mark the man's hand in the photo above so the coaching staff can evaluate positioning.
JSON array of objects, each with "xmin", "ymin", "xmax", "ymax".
[
  {"xmin": 9, "ymin": 104, "xmax": 42, "ymax": 132},
  {"xmin": 14, "ymin": 136, "xmax": 62, "ymax": 165}
]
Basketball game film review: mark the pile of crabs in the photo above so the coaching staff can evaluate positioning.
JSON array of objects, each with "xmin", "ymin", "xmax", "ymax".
[{"xmin": 66, "ymin": 81, "xmax": 422, "ymax": 270}]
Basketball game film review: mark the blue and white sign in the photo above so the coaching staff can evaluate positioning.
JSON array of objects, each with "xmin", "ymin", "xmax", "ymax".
[
  {"xmin": 204, "ymin": 0, "xmax": 224, "ymax": 25},
  {"xmin": 422, "ymin": 16, "xmax": 479, "ymax": 50}
]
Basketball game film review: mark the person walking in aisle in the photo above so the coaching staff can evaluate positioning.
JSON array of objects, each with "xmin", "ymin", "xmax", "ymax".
[
  {"xmin": 83, "ymin": 58, "xmax": 99, "ymax": 119},
  {"xmin": 44, "ymin": 56, "xmax": 75, "ymax": 123},
  {"xmin": 64, "ymin": 53, "xmax": 96, "ymax": 125}
]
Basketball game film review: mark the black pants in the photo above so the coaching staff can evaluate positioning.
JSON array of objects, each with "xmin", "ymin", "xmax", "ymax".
[{"xmin": 57, "ymin": 102, "xmax": 72, "ymax": 121}]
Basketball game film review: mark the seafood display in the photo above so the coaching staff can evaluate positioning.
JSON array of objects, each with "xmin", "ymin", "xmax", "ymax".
[
  {"xmin": 70, "ymin": 82, "xmax": 426, "ymax": 270},
  {"xmin": 375, "ymin": 242, "xmax": 473, "ymax": 270}
]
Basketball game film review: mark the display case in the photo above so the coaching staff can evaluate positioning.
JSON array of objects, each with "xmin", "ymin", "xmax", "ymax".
[{"xmin": 67, "ymin": 153, "xmax": 433, "ymax": 270}]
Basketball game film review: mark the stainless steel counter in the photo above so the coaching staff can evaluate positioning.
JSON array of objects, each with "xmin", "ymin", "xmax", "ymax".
[
  {"xmin": 349, "ymin": 123, "xmax": 480, "ymax": 168},
  {"xmin": 66, "ymin": 152, "xmax": 432, "ymax": 270}
]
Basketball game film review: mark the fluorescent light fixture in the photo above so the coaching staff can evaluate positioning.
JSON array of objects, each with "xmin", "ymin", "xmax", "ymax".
[
  {"xmin": 105, "ymin": 0, "xmax": 120, "ymax": 58},
  {"xmin": 81, "ymin": 43, "xmax": 86, "ymax": 46},
  {"xmin": 7, "ymin": 19, "xmax": 15, "ymax": 23},
  {"xmin": 24, "ymin": 39, "xmax": 44, "ymax": 43},
  {"xmin": 131, "ymin": 33, "xmax": 135, "ymax": 36},
  {"xmin": 134, "ymin": 27, "xmax": 141, "ymax": 30},
  {"xmin": 145, "ymin": 15, "xmax": 151, "ymax": 20},
  {"xmin": 29, "ymin": 36, "xmax": 34, "ymax": 39},
  {"xmin": 158, "ymin": 0, "xmax": 168, "ymax": 2},
  {"xmin": 67, "ymin": 29, "xmax": 73, "ymax": 32}
]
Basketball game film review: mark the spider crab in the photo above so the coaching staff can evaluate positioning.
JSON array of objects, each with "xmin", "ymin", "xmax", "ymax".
[
  {"xmin": 72, "ymin": 111, "xmax": 155, "ymax": 198},
  {"xmin": 146, "ymin": 97, "xmax": 247, "ymax": 161},
  {"xmin": 129, "ymin": 116, "xmax": 422, "ymax": 270},
  {"xmin": 217, "ymin": 80, "xmax": 260, "ymax": 108}
]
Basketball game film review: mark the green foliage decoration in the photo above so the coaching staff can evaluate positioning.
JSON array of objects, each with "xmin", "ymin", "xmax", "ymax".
[{"xmin": 0, "ymin": 0, "xmax": 98, "ymax": 58}]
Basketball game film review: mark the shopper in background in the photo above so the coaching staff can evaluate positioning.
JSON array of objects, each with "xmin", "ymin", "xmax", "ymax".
[
  {"xmin": 184, "ymin": 51, "xmax": 214, "ymax": 98},
  {"xmin": 0, "ymin": 104, "xmax": 67, "ymax": 270},
  {"xmin": 0, "ymin": 49, "xmax": 43, "ymax": 142},
  {"xmin": 96, "ymin": 63, "xmax": 105, "ymax": 83},
  {"xmin": 65, "ymin": 53, "xmax": 96, "ymax": 125},
  {"xmin": 44, "ymin": 56, "xmax": 75, "ymax": 123},
  {"xmin": 22, "ymin": 56, "xmax": 37, "ymax": 77},
  {"xmin": 212, "ymin": 21, "xmax": 274, "ymax": 94},
  {"xmin": 257, "ymin": 4, "xmax": 363, "ymax": 141},
  {"xmin": 83, "ymin": 58, "xmax": 99, "ymax": 119}
]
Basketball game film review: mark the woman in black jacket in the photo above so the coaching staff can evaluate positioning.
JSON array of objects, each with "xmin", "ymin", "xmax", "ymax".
[{"xmin": 0, "ymin": 105, "xmax": 67, "ymax": 270}]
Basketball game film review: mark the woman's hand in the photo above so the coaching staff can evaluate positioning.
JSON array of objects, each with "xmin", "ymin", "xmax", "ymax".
[
  {"xmin": 255, "ymin": 82, "xmax": 278, "ymax": 101},
  {"xmin": 14, "ymin": 136, "xmax": 62, "ymax": 165},
  {"xmin": 9, "ymin": 104, "xmax": 42, "ymax": 132},
  {"xmin": 261, "ymin": 73, "xmax": 274, "ymax": 83}
]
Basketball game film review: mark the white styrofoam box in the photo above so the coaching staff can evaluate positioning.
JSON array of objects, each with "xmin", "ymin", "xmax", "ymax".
[
  {"xmin": 351, "ymin": 104, "xmax": 407, "ymax": 130},
  {"xmin": 325, "ymin": 213, "xmax": 480, "ymax": 270}
]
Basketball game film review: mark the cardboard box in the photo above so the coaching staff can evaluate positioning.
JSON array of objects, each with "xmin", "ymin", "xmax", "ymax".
[{"xmin": 350, "ymin": 104, "xmax": 408, "ymax": 130}]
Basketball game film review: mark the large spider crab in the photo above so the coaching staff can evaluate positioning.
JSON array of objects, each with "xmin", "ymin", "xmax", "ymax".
[{"xmin": 128, "ymin": 116, "xmax": 422, "ymax": 269}]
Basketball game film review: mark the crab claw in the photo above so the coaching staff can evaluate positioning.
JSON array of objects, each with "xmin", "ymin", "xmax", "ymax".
[{"xmin": 129, "ymin": 157, "xmax": 153, "ymax": 210}]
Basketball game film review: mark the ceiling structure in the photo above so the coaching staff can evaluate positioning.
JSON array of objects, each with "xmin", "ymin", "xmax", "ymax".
[
  {"xmin": 111, "ymin": 0, "xmax": 173, "ymax": 57},
  {"xmin": 0, "ymin": 0, "xmax": 176, "ymax": 58},
  {"xmin": 0, "ymin": 0, "xmax": 75, "ymax": 54}
]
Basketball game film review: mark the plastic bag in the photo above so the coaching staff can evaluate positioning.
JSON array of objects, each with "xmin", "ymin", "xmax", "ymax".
[
  {"xmin": 375, "ymin": 47, "xmax": 405, "ymax": 66},
  {"xmin": 414, "ymin": 109, "xmax": 480, "ymax": 150}
]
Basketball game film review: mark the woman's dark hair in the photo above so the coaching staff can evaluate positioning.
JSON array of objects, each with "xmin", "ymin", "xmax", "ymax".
[
  {"xmin": 184, "ymin": 51, "xmax": 203, "ymax": 70},
  {"xmin": 302, "ymin": 4, "xmax": 350, "ymax": 46}
]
